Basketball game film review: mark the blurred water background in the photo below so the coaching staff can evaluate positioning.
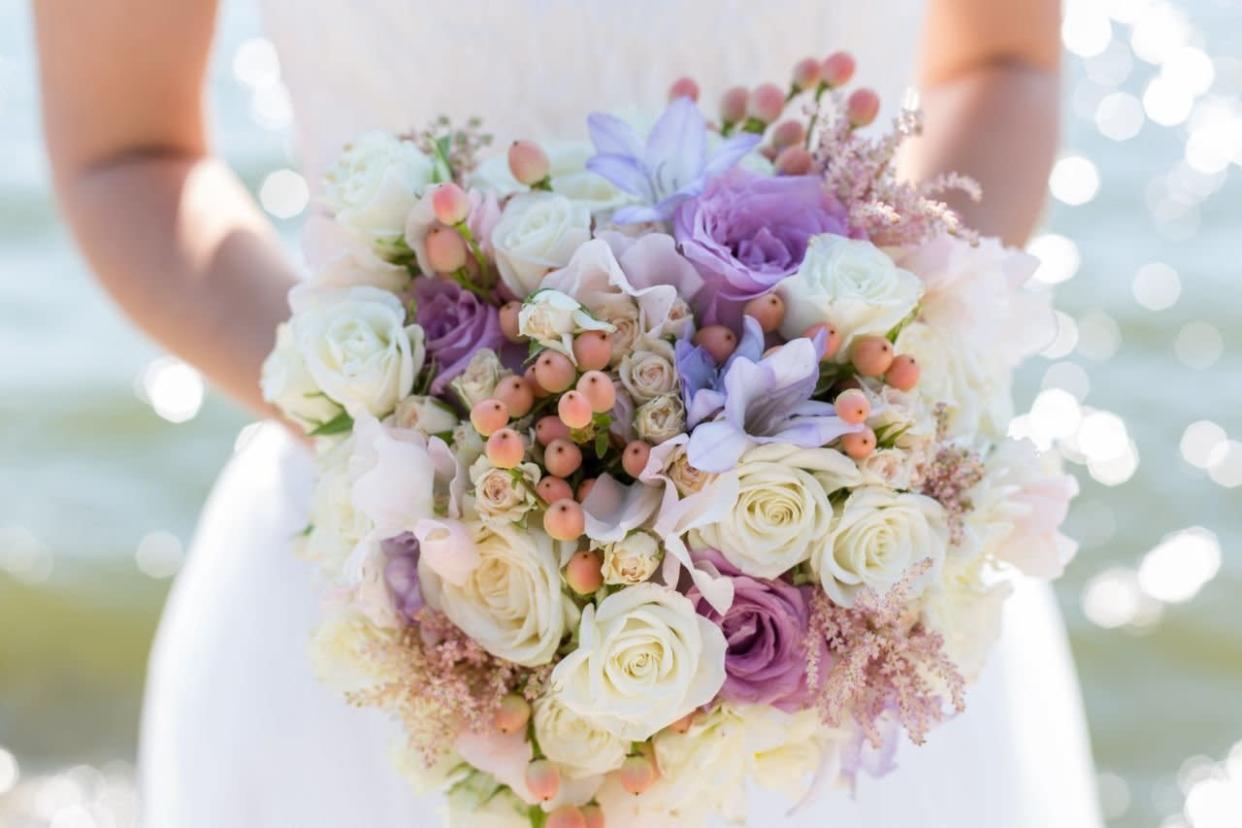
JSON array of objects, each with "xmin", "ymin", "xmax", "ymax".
[{"xmin": 2, "ymin": 0, "xmax": 1241, "ymax": 825}]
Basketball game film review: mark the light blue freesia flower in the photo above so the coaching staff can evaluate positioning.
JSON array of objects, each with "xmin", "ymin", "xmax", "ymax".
[
  {"xmin": 586, "ymin": 98, "xmax": 761, "ymax": 223},
  {"xmin": 677, "ymin": 316, "xmax": 766, "ymax": 428},
  {"xmin": 685, "ymin": 330, "xmax": 860, "ymax": 473}
]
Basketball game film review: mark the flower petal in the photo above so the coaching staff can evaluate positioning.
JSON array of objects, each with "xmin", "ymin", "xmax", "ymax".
[
  {"xmin": 587, "ymin": 112, "xmax": 644, "ymax": 158},
  {"xmin": 686, "ymin": 420, "xmax": 751, "ymax": 473},
  {"xmin": 702, "ymin": 131, "xmax": 763, "ymax": 179},
  {"xmin": 585, "ymin": 153, "xmax": 652, "ymax": 199}
]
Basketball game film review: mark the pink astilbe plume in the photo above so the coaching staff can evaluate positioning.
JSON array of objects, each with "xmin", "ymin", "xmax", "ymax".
[
  {"xmin": 345, "ymin": 609, "xmax": 527, "ymax": 765},
  {"xmin": 806, "ymin": 559, "xmax": 966, "ymax": 748},
  {"xmin": 810, "ymin": 99, "xmax": 980, "ymax": 247}
]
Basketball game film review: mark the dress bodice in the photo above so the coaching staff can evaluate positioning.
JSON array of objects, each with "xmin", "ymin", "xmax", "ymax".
[{"xmin": 258, "ymin": 0, "xmax": 926, "ymax": 187}]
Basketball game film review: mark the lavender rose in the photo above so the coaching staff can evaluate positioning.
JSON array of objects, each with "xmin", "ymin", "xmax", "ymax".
[
  {"xmin": 687, "ymin": 548, "xmax": 818, "ymax": 710},
  {"xmin": 382, "ymin": 532, "xmax": 423, "ymax": 623},
  {"xmin": 674, "ymin": 169, "xmax": 847, "ymax": 327},
  {"xmin": 413, "ymin": 278, "xmax": 504, "ymax": 395}
]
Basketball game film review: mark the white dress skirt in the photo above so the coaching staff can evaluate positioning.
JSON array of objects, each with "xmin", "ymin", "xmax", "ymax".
[{"xmin": 140, "ymin": 2, "xmax": 1105, "ymax": 825}]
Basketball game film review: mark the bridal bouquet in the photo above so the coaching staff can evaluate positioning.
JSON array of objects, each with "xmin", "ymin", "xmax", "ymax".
[{"xmin": 262, "ymin": 52, "xmax": 1078, "ymax": 828}]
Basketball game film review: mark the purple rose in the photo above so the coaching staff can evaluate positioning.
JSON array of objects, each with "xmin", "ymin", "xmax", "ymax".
[
  {"xmin": 687, "ymin": 549, "xmax": 817, "ymax": 710},
  {"xmin": 673, "ymin": 169, "xmax": 847, "ymax": 328},
  {"xmin": 413, "ymin": 278, "xmax": 505, "ymax": 395},
  {"xmin": 382, "ymin": 532, "xmax": 423, "ymax": 623}
]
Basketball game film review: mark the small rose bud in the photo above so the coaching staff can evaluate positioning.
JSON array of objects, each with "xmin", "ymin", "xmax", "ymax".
[
  {"xmin": 543, "ymin": 438, "xmax": 583, "ymax": 478},
  {"xmin": 534, "ymin": 350, "xmax": 576, "ymax": 393},
  {"xmin": 537, "ymin": 476, "xmax": 575, "ymax": 504},
  {"xmin": 885, "ymin": 354, "xmax": 920, "ymax": 391},
  {"xmin": 720, "ymin": 86, "xmax": 749, "ymax": 125},
  {"xmin": 834, "ymin": 388, "xmax": 871, "ymax": 425},
  {"xmin": 617, "ymin": 754, "xmax": 659, "ymax": 796},
  {"xmin": 535, "ymin": 415, "xmax": 571, "ymax": 446},
  {"xmin": 425, "ymin": 227, "xmax": 467, "ymax": 272},
  {"xmin": 841, "ymin": 427, "xmax": 877, "ymax": 460},
  {"xmin": 470, "ymin": 398, "xmax": 510, "ymax": 436},
  {"xmin": 499, "ymin": 301, "xmax": 523, "ymax": 343},
  {"xmin": 508, "ymin": 139, "xmax": 550, "ymax": 186},
  {"xmin": 821, "ymin": 51, "xmax": 856, "ymax": 88},
  {"xmin": 565, "ymin": 549, "xmax": 604, "ymax": 595},
  {"xmin": 775, "ymin": 145, "xmax": 813, "ymax": 175},
  {"xmin": 544, "ymin": 499, "xmax": 585, "ymax": 541},
  {"xmin": 748, "ymin": 82, "xmax": 785, "ymax": 124},
  {"xmin": 850, "ymin": 335, "xmax": 894, "ymax": 376},
  {"xmin": 485, "ymin": 428, "xmax": 525, "ymax": 469},
  {"xmin": 524, "ymin": 759, "xmax": 561, "ymax": 802},
  {"xmin": 492, "ymin": 694, "xmax": 531, "ymax": 734},
  {"xmin": 576, "ymin": 370, "xmax": 616, "ymax": 413},
  {"xmin": 792, "ymin": 57, "xmax": 822, "ymax": 91},
  {"xmin": 668, "ymin": 76, "xmax": 700, "ymax": 102},
  {"xmin": 771, "ymin": 119, "xmax": 806, "ymax": 151},
  {"xmin": 743, "ymin": 293, "xmax": 785, "ymax": 333},
  {"xmin": 692, "ymin": 325, "xmax": 738, "ymax": 364},
  {"xmin": 622, "ymin": 440, "xmax": 651, "ymax": 478},
  {"xmin": 847, "ymin": 88, "xmax": 880, "ymax": 128},
  {"xmin": 572, "ymin": 331, "xmax": 613, "ymax": 371},
  {"xmin": 558, "ymin": 390, "xmax": 593, "ymax": 429},
  {"xmin": 430, "ymin": 182, "xmax": 470, "ymax": 226},
  {"xmin": 494, "ymin": 375, "xmax": 535, "ymax": 419}
]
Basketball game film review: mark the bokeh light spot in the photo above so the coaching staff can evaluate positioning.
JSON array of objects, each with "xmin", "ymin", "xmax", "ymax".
[
  {"xmin": 1174, "ymin": 322, "xmax": 1224, "ymax": 370},
  {"xmin": 1049, "ymin": 155, "xmax": 1101, "ymax": 205},
  {"xmin": 1132, "ymin": 262, "xmax": 1181, "ymax": 311}
]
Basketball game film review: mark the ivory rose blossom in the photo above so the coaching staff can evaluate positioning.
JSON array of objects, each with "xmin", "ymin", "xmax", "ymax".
[
  {"xmin": 419, "ymin": 524, "xmax": 574, "ymax": 667},
  {"xmin": 811, "ymin": 486, "xmax": 949, "ymax": 607},
  {"xmin": 777, "ymin": 234, "xmax": 924, "ymax": 356},
  {"xmin": 619, "ymin": 338, "xmax": 679, "ymax": 402},
  {"xmin": 895, "ymin": 320, "xmax": 1013, "ymax": 438},
  {"xmin": 388, "ymin": 395, "xmax": 458, "ymax": 436},
  {"xmin": 491, "ymin": 192, "xmax": 592, "ymax": 296},
  {"xmin": 322, "ymin": 130, "xmax": 435, "ymax": 242},
  {"xmin": 260, "ymin": 322, "xmax": 343, "ymax": 429},
  {"xmin": 290, "ymin": 285, "xmax": 426, "ymax": 417},
  {"xmin": 634, "ymin": 393, "xmax": 686, "ymax": 444},
  {"xmin": 448, "ymin": 348, "xmax": 509, "ymax": 409},
  {"xmin": 691, "ymin": 443, "xmax": 861, "ymax": 578},
  {"xmin": 468, "ymin": 455, "xmax": 541, "ymax": 524},
  {"xmin": 532, "ymin": 696, "xmax": 629, "ymax": 778},
  {"xmin": 551, "ymin": 583, "xmax": 727, "ymax": 741},
  {"xmin": 517, "ymin": 289, "xmax": 613, "ymax": 356},
  {"xmin": 600, "ymin": 531, "xmax": 663, "ymax": 585}
]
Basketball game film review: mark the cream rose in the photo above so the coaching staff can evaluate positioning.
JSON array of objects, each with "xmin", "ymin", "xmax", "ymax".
[
  {"xmin": 922, "ymin": 556, "xmax": 1011, "ymax": 680},
  {"xmin": 321, "ymin": 130, "xmax": 435, "ymax": 242},
  {"xmin": 633, "ymin": 393, "xmax": 686, "ymax": 445},
  {"xmin": 303, "ymin": 436, "xmax": 369, "ymax": 573},
  {"xmin": 448, "ymin": 348, "xmax": 509, "ymax": 409},
  {"xmin": 551, "ymin": 583, "xmax": 726, "ymax": 741},
  {"xmin": 389, "ymin": 394, "xmax": 458, "ymax": 436},
  {"xmin": 665, "ymin": 444, "xmax": 715, "ymax": 496},
  {"xmin": 260, "ymin": 321, "xmax": 343, "ymax": 430},
  {"xmin": 619, "ymin": 338, "xmax": 678, "ymax": 403},
  {"xmin": 532, "ymin": 696, "xmax": 629, "ymax": 779},
  {"xmin": 895, "ymin": 320, "xmax": 1013, "ymax": 438},
  {"xmin": 743, "ymin": 705, "xmax": 846, "ymax": 802},
  {"xmin": 491, "ymin": 192, "xmax": 591, "ymax": 297},
  {"xmin": 597, "ymin": 297, "xmax": 641, "ymax": 367},
  {"xmin": 444, "ymin": 779, "xmax": 529, "ymax": 828},
  {"xmin": 691, "ymin": 443, "xmax": 861, "ymax": 579},
  {"xmin": 290, "ymin": 285, "xmax": 425, "ymax": 417},
  {"xmin": 600, "ymin": 531, "xmax": 663, "ymax": 585},
  {"xmin": 469, "ymin": 455, "xmax": 541, "ymax": 524},
  {"xmin": 420, "ymin": 524, "xmax": 574, "ymax": 666},
  {"xmin": 812, "ymin": 486, "xmax": 949, "ymax": 607},
  {"xmin": 518, "ymin": 289, "xmax": 613, "ymax": 356},
  {"xmin": 777, "ymin": 234, "xmax": 924, "ymax": 356}
]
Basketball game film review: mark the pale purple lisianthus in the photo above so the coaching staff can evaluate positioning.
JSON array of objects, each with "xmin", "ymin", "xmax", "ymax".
[
  {"xmin": 685, "ymin": 330, "xmax": 857, "ymax": 473},
  {"xmin": 586, "ymin": 98, "xmax": 761, "ymax": 223},
  {"xmin": 688, "ymin": 549, "xmax": 816, "ymax": 711},
  {"xmin": 413, "ymin": 278, "xmax": 504, "ymax": 394},
  {"xmin": 674, "ymin": 168, "xmax": 848, "ymax": 327},
  {"xmin": 382, "ymin": 531, "xmax": 423, "ymax": 623}
]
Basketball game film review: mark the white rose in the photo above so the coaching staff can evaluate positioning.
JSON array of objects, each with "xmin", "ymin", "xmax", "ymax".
[
  {"xmin": 290, "ymin": 285, "xmax": 425, "ymax": 417},
  {"xmin": 303, "ymin": 436, "xmax": 369, "ymax": 571},
  {"xmin": 469, "ymin": 455, "xmax": 541, "ymax": 524},
  {"xmin": 308, "ymin": 609, "xmax": 399, "ymax": 693},
  {"xmin": 633, "ymin": 393, "xmax": 686, "ymax": 445},
  {"xmin": 451, "ymin": 422, "xmax": 487, "ymax": 470},
  {"xmin": 532, "ymin": 696, "xmax": 629, "ymax": 779},
  {"xmin": 691, "ymin": 443, "xmax": 861, "ymax": 579},
  {"xmin": 518, "ymin": 289, "xmax": 613, "ymax": 356},
  {"xmin": 895, "ymin": 320, "xmax": 1012, "ymax": 438},
  {"xmin": 922, "ymin": 556, "xmax": 1012, "ymax": 681},
  {"xmin": 601, "ymin": 531, "xmax": 663, "ymax": 585},
  {"xmin": 322, "ymin": 130, "xmax": 436, "ymax": 242},
  {"xmin": 260, "ymin": 321, "xmax": 343, "ymax": 430},
  {"xmin": 641, "ymin": 705, "xmax": 749, "ymax": 824},
  {"xmin": 389, "ymin": 394, "xmax": 458, "ymax": 436},
  {"xmin": 391, "ymin": 744, "xmax": 468, "ymax": 797},
  {"xmin": 491, "ymin": 192, "xmax": 592, "ymax": 297},
  {"xmin": 777, "ymin": 235, "xmax": 924, "ymax": 356},
  {"xmin": 618, "ymin": 338, "xmax": 678, "ymax": 403},
  {"xmin": 420, "ymin": 523, "xmax": 574, "ymax": 667},
  {"xmin": 812, "ymin": 486, "xmax": 949, "ymax": 607},
  {"xmin": 551, "ymin": 583, "xmax": 726, "ymax": 741},
  {"xmin": 444, "ymin": 776, "xmax": 529, "ymax": 828},
  {"xmin": 743, "ymin": 704, "xmax": 846, "ymax": 803},
  {"xmin": 448, "ymin": 348, "xmax": 510, "ymax": 409},
  {"xmin": 857, "ymin": 448, "xmax": 919, "ymax": 490},
  {"xmin": 598, "ymin": 297, "xmax": 641, "ymax": 367}
]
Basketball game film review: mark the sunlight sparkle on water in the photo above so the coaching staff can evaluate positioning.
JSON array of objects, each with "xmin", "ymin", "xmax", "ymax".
[
  {"xmin": 1137, "ymin": 528, "xmax": 1221, "ymax": 604},
  {"xmin": 1027, "ymin": 234, "xmax": 1081, "ymax": 285},
  {"xmin": 1132, "ymin": 262, "xmax": 1181, "ymax": 311},
  {"xmin": 138, "ymin": 357, "xmax": 205, "ymax": 423},
  {"xmin": 1180, "ymin": 421, "xmax": 1228, "ymax": 468},
  {"xmin": 1049, "ymin": 155, "xmax": 1101, "ymax": 205}
]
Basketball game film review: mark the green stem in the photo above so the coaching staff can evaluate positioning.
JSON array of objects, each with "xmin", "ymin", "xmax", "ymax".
[
  {"xmin": 450, "ymin": 266, "xmax": 490, "ymax": 300},
  {"xmin": 455, "ymin": 222, "xmax": 493, "ymax": 288}
]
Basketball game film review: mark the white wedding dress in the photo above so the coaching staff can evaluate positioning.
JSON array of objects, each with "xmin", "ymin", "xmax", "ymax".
[{"xmin": 140, "ymin": 2, "xmax": 1104, "ymax": 825}]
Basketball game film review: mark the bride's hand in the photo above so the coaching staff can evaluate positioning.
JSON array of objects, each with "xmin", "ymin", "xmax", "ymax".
[{"xmin": 34, "ymin": 0, "xmax": 298, "ymax": 418}]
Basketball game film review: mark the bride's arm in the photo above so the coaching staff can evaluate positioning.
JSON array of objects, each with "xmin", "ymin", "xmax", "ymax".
[
  {"xmin": 903, "ymin": 0, "xmax": 1062, "ymax": 246},
  {"xmin": 35, "ymin": 0, "xmax": 297, "ymax": 415}
]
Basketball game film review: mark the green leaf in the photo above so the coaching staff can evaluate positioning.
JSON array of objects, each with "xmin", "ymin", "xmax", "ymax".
[
  {"xmin": 594, "ymin": 429, "xmax": 610, "ymax": 459},
  {"xmin": 309, "ymin": 410, "xmax": 353, "ymax": 437}
]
